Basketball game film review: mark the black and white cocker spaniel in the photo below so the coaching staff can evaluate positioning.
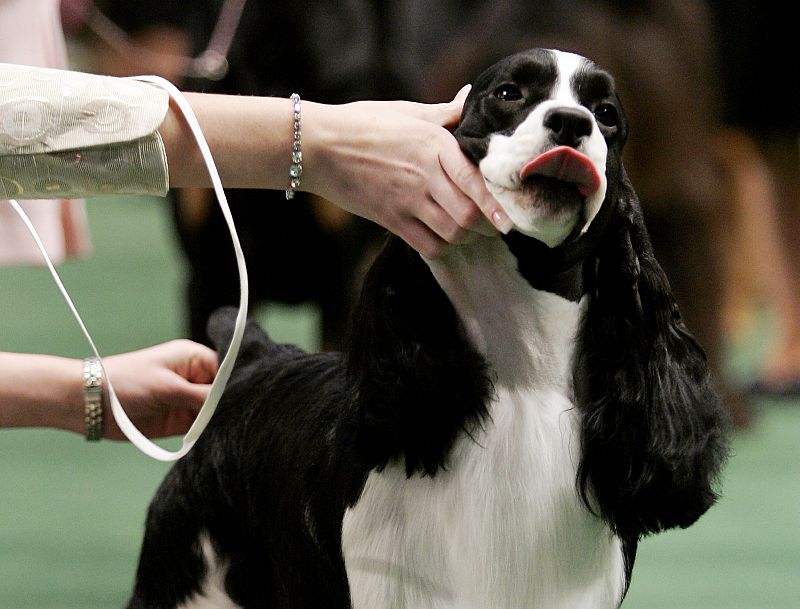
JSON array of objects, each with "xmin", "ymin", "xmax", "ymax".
[{"xmin": 126, "ymin": 48, "xmax": 730, "ymax": 609}]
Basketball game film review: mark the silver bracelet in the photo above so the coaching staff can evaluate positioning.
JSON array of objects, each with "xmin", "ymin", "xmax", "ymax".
[
  {"xmin": 285, "ymin": 93, "xmax": 302, "ymax": 200},
  {"xmin": 82, "ymin": 357, "xmax": 104, "ymax": 442}
]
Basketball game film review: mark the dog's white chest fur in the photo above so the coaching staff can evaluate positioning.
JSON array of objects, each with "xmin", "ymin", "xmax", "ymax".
[{"xmin": 342, "ymin": 238, "xmax": 626, "ymax": 609}]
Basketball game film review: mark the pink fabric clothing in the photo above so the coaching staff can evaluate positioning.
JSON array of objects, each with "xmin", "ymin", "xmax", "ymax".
[{"xmin": 0, "ymin": 0, "xmax": 91, "ymax": 265}]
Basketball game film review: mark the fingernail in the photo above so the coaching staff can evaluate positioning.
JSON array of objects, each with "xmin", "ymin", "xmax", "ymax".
[{"xmin": 492, "ymin": 209, "xmax": 513, "ymax": 234}]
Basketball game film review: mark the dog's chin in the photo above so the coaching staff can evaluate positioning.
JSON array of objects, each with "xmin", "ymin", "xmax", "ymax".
[
  {"xmin": 498, "ymin": 177, "xmax": 585, "ymax": 248},
  {"xmin": 522, "ymin": 176, "xmax": 585, "ymax": 214}
]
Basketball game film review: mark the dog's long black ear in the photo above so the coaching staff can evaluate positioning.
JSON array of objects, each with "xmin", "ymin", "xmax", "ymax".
[
  {"xmin": 574, "ymin": 168, "xmax": 730, "ymax": 541},
  {"xmin": 345, "ymin": 236, "xmax": 493, "ymax": 477}
]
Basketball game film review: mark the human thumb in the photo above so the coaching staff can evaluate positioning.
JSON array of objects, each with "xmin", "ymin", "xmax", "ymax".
[{"xmin": 440, "ymin": 84, "xmax": 472, "ymax": 129}]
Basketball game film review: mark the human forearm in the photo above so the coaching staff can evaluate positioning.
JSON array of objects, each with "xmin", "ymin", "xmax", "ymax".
[
  {"xmin": 160, "ymin": 92, "xmax": 295, "ymax": 190},
  {"xmin": 0, "ymin": 353, "xmax": 84, "ymax": 434},
  {"xmin": 0, "ymin": 341, "xmax": 218, "ymax": 439}
]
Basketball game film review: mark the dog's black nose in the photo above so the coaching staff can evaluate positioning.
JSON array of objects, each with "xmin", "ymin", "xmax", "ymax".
[{"xmin": 544, "ymin": 107, "xmax": 593, "ymax": 146}]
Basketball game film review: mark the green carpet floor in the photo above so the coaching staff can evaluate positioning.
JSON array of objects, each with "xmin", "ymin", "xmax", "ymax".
[{"xmin": 0, "ymin": 197, "xmax": 797, "ymax": 608}]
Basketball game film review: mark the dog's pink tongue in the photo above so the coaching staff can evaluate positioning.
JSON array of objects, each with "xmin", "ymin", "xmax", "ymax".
[{"xmin": 520, "ymin": 146, "xmax": 601, "ymax": 196}]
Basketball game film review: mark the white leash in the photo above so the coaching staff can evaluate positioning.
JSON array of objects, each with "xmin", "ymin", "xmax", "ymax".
[{"xmin": 7, "ymin": 75, "xmax": 249, "ymax": 461}]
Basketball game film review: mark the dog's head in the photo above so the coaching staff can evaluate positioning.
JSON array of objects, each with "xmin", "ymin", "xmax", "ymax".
[
  {"xmin": 455, "ymin": 48, "xmax": 626, "ymax": 249},
  {"xmin": 454, "ymin": 48, "xmax": 728, "ymax": 539}
]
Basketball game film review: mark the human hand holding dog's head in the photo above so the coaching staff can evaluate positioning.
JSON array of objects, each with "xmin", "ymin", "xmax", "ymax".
[{"xmin": 300, "ymin": 89, "xmax": 512, "ymax": 259}]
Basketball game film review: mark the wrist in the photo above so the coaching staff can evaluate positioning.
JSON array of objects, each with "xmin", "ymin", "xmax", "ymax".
[{"xmin": 298, "ymin": 101, "xmax": 342, "ymax": 200}]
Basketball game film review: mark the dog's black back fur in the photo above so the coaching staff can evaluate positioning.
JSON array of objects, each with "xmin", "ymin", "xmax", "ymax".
[{"xmin": 128, "ymin": 318, "xmax": 362, "ymax": 608}]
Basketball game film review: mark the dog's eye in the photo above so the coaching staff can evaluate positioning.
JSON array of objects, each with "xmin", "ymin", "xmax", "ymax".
[
  {"xmin": 493, "ymin": 84, "xmax": 523, "ymax": 102},
  {"xmin": 594, "ymin": 103, "xmax": 619, "ymax": 127}
]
